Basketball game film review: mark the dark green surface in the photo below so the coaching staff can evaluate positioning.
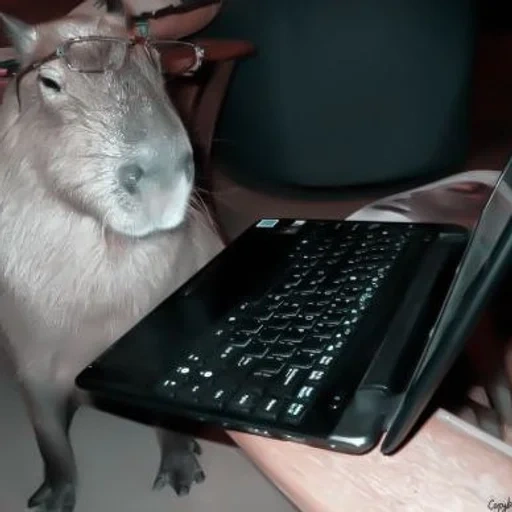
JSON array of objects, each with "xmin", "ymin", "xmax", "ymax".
[{"xmin": 202, "ymin": 0, "xmax": 477, "ymax": 188}]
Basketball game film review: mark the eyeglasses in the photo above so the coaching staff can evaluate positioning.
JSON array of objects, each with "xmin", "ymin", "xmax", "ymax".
[{"xmin": 15, "ymin": 36, "xmax": 205, "ymax": 101}]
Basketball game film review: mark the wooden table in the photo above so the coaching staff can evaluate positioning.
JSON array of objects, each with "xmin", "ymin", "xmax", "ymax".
[{"xmin": 229, "ymin": 410, "xmax": 512, "ymax": 512}]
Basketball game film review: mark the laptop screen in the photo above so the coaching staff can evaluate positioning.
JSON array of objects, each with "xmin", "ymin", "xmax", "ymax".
[
  {"xmin": 383, "ymin": 161, "xmax": 512, "ymax": 453},
  {"xmin": 418, "ymin": 163, "xmax": 512, "ymax": 370}
]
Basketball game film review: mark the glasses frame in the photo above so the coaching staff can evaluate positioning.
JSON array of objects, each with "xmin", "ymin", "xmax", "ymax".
[{"xmin": 14, "ymin": 35, "xmax": 206, "ymax": 105}]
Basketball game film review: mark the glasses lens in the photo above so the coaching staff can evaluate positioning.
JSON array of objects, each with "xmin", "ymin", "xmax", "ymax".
[
  {"xmin": 151, "ymin": 41, "xmax": 203, "ymax": 75},
  {"xmin": 65, "ymin": 39, "xmax": 127, "ymax": 72}
]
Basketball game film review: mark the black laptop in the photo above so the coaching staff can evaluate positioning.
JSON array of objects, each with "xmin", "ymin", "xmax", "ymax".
[{"xmin": 76, "ymin": 161, "xmax": 512, "ymax": 455}]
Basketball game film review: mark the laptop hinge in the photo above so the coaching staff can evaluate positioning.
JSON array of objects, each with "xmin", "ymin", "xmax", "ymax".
[
  {"xmin": 355, "ymin": 238, "xmax": 461, "ymax": 393},
  {"xmin": 383, "ymin": 392, "xmax": 405, "ymax": 429},
  {"xmin": 326, "ymin": 238, "xmax": 463, "ymax": 454}
]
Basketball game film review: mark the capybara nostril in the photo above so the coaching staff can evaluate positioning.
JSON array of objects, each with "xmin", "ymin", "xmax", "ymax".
[{"xmin": 119, "ymin": 163, "xmax": 144, "ymax": 194}]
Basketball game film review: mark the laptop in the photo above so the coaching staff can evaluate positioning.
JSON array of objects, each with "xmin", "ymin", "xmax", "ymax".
[{"xmin": 76, "ymin": 160, "xmax": 512, "ymax": 456}]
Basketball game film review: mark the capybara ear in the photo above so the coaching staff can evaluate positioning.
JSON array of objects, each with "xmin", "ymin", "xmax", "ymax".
[
  {"xmin": 101, "ymin": 0, "xmax": 135, "ymax": 31},
  {"xmin": 0, "ymin": 13, "xmax": 37, "ymax": 58}
]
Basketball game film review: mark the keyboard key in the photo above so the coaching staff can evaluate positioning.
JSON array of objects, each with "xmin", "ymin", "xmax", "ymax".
[
  {"xmin": 236, "ymin": 301, "xmax": 252, "ymax": 312},
  {"xmin": 198, "ymin": 368, "xmax": 216, "ymax": 382},
  {"xmin": 294, "ymin": 314, "xmax": 317, "ymax": 329},
  {"xmin": 265, "ymin": 294, "xmax": 285, "ymax": 309},
  {"xmin": 212, "ymin": 326, "xmax": 234, "ymax": 343},
  {"xmin": 323, "ymin": 304, "xmax": 346, "ymax": 317},
  {"xmin": 280, "ymin": 327, "xmax": 307, "ymax": 344},
  {"xmin": 175, "ymin": 383, "xmax": 204, "ymax": 405},
  {"xmin": 301, "ymin": 336, "xmax": 325, "ymax": 353},
  {"xmin": 278, "ymin": 304, "xmax": 300, "ymax": 317},
  {"xmin": 157, "ymin": 378, "xmax": 181, "ymax": 398},
  {"xmin": 184, "ymin": 352, "xmax": 202, "ymax": 367},
  {"xmin": 336, "ymin": 293, "xmax": 358, "ymax": 304},
  {"xmin": 238, "ymin": 319, "xmax": 263, "ymax": 334},
  {"xmin": 235, "ymin": 355, "xmax": 258, "ymax": 372},
  {"xmin": 244, "ymin": 372, "xmax": 276, "ymax": 393},
  {"xmin": 290, "ymin": 351, "xmax": 317, "ymax": 369},
  {"xmin": 318, "ymin": 355, "xmax": 335, "ymax": 369},
  {"xmin": 229, "ymin": 333, "xmax": 252, "ymax": 347},
  {"xmin": 312, "ymin": 323, "xmax": 338, "ymax": 338},
  {"xmin": 285, "ymin": 270, "xmax": 305, "ymax": 281},
  {"xmin": 214, "ymin": 345, "xmax": 243, "ymax": 366},
  {"xmin": 290, "ymin": 263, "xmax": 312, "ymax": 276},
  {"xmin": 199, "ymin": 379, "xmax": 238, "ymax": 410},
  {"xmin": 273, "ymin": 367, "xmax": 307, "ymax": 397},
  {"xmin": 295, "ymin": 384, "xmax": 319, "ymax": 403},
  {"xmin": 253, "ymin": 396, "xmax": 284, "ymax": 421},
  {"xmin": 163, "ymin": 366, "xmax": 193, "ymax": 389},
  {"xmin": 255, "ymin": 359, "xmax": 285, "ymax": 375},
  {"xmin": 245, "ymin": 342, "xmax": 269, "ymax": 358},
  {"xmin": 303, "ymin": 304, "xmax": 326, "ymax": 316},
  {"xmin": 309, "ymin": 268, "xmax": 328, "ymax": 279},
  {"xmin": 306, "ymin": 369, "xmax": 327, "ymax": 383},
  {"xmin": 269, "ymin": 318, "xmax": 291, "ymax": 330},
  {"xmin": 271, "ymin": 284, "xmax": 295, "ymax": 297},
  {"xmin": 281, "ymin": 402, "xmax": 308, "ymax": 426},
  {"xmin": 227, "ymin": 388, "xmax": 263, "ymax": 415},
  {"xmin": 269, "ymin": 345, "xmax": 296, "ymax": 359},
  {"xmin": 320, "ymin": 313, "xmax": 346, "ymax": 326},
  {"xmin": 297, "ymin": 286, "xmax": 318, "ymax": 296},
  {"xmin": 252, "ymin": 308, "xmax": 274, "ymax": 321},
  {"xmin": 258, "ymin": 328, "xmax": 281, "ymax": 344},
  {"xmin": 324, "ymin": 339, "xmax": 345, "ymax": 355},
  {"xmin": 304, "ymin": 276, "xmax": 325, "ymax": 288}
]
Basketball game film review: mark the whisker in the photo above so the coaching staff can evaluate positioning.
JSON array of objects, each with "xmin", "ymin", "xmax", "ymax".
[
  {"xmin": 187, "ymin": 192, "xmax": 219, "ymax": 236},
  {"xmin": 193, "ymin": 185, "xmax": 243, "ymax": 205},
  {"xmin": 100, "ymin": 209, "xmax": 111, "ymax": 242}
]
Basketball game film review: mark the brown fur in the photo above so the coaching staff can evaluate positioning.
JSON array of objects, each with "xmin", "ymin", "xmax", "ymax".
[{"xmin": 0, "ymin": 9, "xmax": 223, "ymax": 512}]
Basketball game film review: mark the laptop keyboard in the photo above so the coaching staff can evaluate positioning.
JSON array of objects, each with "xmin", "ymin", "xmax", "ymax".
[{"xmin": 156, "ymin": 222, "xmax": 431, "ymax": 427}]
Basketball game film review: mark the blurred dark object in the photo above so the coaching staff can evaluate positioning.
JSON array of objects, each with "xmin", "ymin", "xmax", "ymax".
[
  {"xmin": 477, "ymin": 0, "xmax": 512, "ymax": 33},
  {"xmin": 0, "ymin": 58, "xmax": 19, "ymax": 75},
  {"xmin": 202, "ymin": 0, "xmax": 478, "ymax": 189},
  {"xmin": 131, "ymin": 0, "xmax": 222, "ymax": 19}
]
